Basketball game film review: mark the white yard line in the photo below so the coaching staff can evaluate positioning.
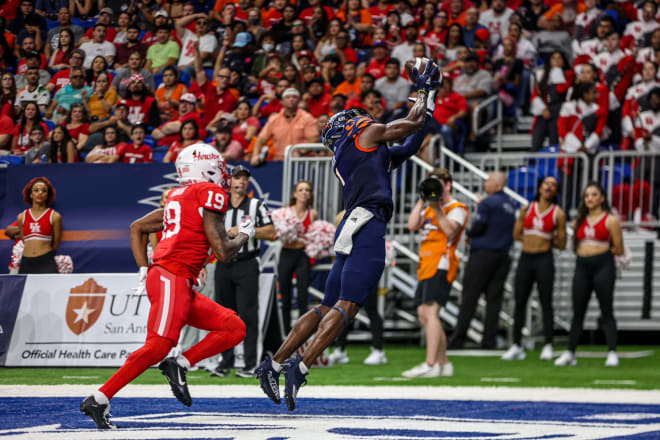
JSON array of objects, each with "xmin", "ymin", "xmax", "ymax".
[
  {"xmin": 593, "ymin": 380, "xmax": 638, "ymax": 385},
  {"xmin": 62, "ymin": 376, "xmax": 99, "ymax": 379},
  {"xmin": 480, "ymin": 378, "xmax": 521, "ymax": 383},
  {"xmin": 1, "ymin": 385, "xmax": 660, "ymax": 404}
]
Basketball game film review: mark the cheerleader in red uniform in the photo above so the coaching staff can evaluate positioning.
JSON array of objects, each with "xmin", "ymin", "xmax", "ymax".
[
  {"xmin": 555, "ymin": 182, "xmax": 624, "ymax": 368},
  {"xmin": 16, "ymin": 177, "xmax": 62, "ymax": 273}
]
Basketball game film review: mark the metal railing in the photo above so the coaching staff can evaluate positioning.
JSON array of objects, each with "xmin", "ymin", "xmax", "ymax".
[
  {"xmin": 593, "ymin": 150, "xmax": 660, "ymax": 227},
  {"xmin": 472, "ymin": 94, "xmax": 503, "ymax": 155}
]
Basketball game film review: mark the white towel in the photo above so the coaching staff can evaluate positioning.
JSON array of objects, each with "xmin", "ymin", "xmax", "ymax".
[{"xmin": 333, "ymin": 207, "xmax": 374, "ymax": 255}]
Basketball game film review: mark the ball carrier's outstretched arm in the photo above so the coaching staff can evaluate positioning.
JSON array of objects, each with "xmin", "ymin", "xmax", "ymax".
[{"xmin": 267, "ymin": 61, "xmax": 440, "ymax": 385}]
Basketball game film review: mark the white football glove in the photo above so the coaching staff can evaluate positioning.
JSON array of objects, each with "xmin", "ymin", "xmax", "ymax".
[
  {"xmin": 238, "ymin": 216, "xmax": 255, "ymax": 239},
  {"xmin": 408, "ymin": 89, "xmax": 438, "ymax": 118},
  {"xmin": 132, "ymin": 266, "xmax": 148, "ymax": 296}
]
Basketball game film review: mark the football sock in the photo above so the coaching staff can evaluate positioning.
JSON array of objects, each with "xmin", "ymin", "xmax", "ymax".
[
  {"xmin": 93, "ymin": 390, "xmax": 109, "ymax": 405},
  {"xmin": 271, "ymin": 359, "xmax": 282, "ymax": 373},
  {"xmin": 299, "ymin": 361, "xmax": 309, "ymax": 375},
  {"xmin": 176, "ymin": 354, "xmax": 191, "ymax": 370}
]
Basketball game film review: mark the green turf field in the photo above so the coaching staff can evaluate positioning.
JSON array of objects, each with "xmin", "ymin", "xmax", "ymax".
[{"xmin": 1, "ymin": 345, "xmax": 658, "ymax": 390}]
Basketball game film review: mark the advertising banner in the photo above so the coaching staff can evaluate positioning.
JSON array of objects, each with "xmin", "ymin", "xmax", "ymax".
[
  {"xmin": 3, "ymin": 272, "xmax": 276, "ymax": 367},
  {"xmin": 0, "ymin": 275, "xmax": 26, "ymax": 365}
]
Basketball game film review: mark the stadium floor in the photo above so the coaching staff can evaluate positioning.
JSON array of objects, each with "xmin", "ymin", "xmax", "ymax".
[{"xmin": 1, "ymin": 385, "xmax": 660, "ymax": 439}]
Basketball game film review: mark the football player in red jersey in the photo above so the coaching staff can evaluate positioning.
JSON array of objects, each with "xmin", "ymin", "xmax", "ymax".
[{"xmin": 81, "ymin": 143, "xmax": 255, "ymax": 430}]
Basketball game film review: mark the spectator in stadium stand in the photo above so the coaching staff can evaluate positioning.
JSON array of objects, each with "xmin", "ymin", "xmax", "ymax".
[
  {"xmin": 250, "ymin": 88, "xmax": 318, "ymax": 165},
  {"xmin": 114, "ymin": 25, "xmax": 148, "ymax": 69},
  {"xmin": 46, "ymin": 67, "xmax": 92, "ymax": 121},
  {"xmin": 85, "ymin": 100, "xmax": 132, "ymax": 149},
  {"xmin": 303, "ymin": 78, "xmax": 332, "ymax": 118},
  {"xmin": 252, "ymin": 78, "xmax": 288, "ymax": 119},
  {"xmin": 493, "ymin": 37, "xmax": 524, "ymax": 130},
  {"xmin": 176, "ymin": 12, "xmax": 217, "ymax": 78},
  {"xmin": 0, "ymin": 18, "xmax": 17, "ymax": 70},
  {"xmin": 122, "ymin": 74, "xmax": 161, "ymax": 127},
  {"xmin": 155, "ymin": 66, "xmax": 187, "ymax": 121},
  {"xmin": 16, "ymin": 177, "xmax": 61, "ymax": 274},
  {"xmin": 462, "ymin": 7, "xmax": 487, "ymax": 49},
  {"xmin": 11, "ymin": 0, "xmax": 47, "ymax": 40},
  {"xmin": 633, "ymin": 87, "xmax": 660, "ymax": 151},
  {"xmin": 445, "ymin": 0, "xmax": 466, "ymax": 26},
  {"xmin": 270, "ymin": 3, "xmax": 296, "ymax": 45},
  {"xmin": 146, "ymin": 25, "xmax": 181, "ymax": 74},
  {"xmin": 15, "ymin": 66, "xmax": 51, "ymax": 114},
  {"xmin": 113, "ymin": 52, "xmax": 156, "ymax": 99},
  {"xmin": 539, "ymin": 0, "xmax": 586, "ymax": 32},
  {"xmin": 66, "ymin": 102, "xmax": 90, "ymax": 153},
  {"xmin": 113, "ymin": 12, "xmax": 132, "ymax": 45},
  {"xmin": 80, "ymin": 8, "xmax": 115, "ymax": 43},
  {"xmin": 114, "ymin": 124, "xmax": 153, "ymax": 163},
  {"xmin": 295, "ymin": 51, "xmax": 313, "ymax": 72},
  {"xmin": 86, "ymin": 56, "xmax": 114, "ymax": 90},
  {"xmin": 194, "ymin": 55, "xmax": 239, "ymax": 128},
  {"xmin": 391, "ymin": 23, "xmax": 421, "ymax": 70},
  {"xmin": 282, "ymin": 65, "xmax": 303, "ymax": 91},
  {"xmin": 211, "ymin": 3, "xmax": 238, "ymax": 44},
  {"xmin": 423, "ymin": 12, "xmax": 449, "ymax": 58},
  {"xmin": 636, "ymin": 29, "xmax": 660, "ymax": 67},
  {"xmin": 41, "ymin": 124, "xmax": 76, "ymax": 163},
  {"xmin": 364, "ymin": 89, "xmax": 398, "ymax": 123},
  {"xmin": 48, "ymin": 29, "xmax": 76, "ymax": 71},
  {"xmin": 308, "ymin": 5, "xmax": 330, "ymax": 42},
  {"xmin": 402, "ymin": 168, "xmax": 468, "ymax": 378},
  {"xmin": 573, "ymin": 0, "xmax": 602, "ymax": 42},
  {"xmin": 162, "ymin": 119, "xmax": 202, "ymax": 163},
  {"xmin": 369, "ymin": 0, "xmax": 394, "ymax": 26},
  {"xmin": 622, "ymin": 62, "xmax": 659, "ymax": 144},
  {"xmin": 572, "ymin": 15, "xmax": 614, "ymax": 61},
  {"xmin": 0, "ymin": 72, "xmax": 16, "ymax": 118},
  {"xmin": 153, "ymin": 93, "xmax": 205, "ymax": 146},
  {"xmin": 277, "ymin": 180, "xmax": 317, "ymax": 334},
  {"xmin": 393, "ymin": 0, "xmax": 414, "ymax": 25},
  {"xmin": 419, "ymin": 2, "xmax": 437, "ymax": 33},
  {"xmin": 16, "ymin": 52, "xmax": 51, "ymax": 89},
  {"xmin": 212, "ymin": 121, "xmax": 244, "ymax": 160},
  {"xmin": 0, "ymin": 112, "xmax": 13, "ymax": 152},
  {"xmin": 86, "ymin": 71, "xmax": 117, "ymax": 122},
  {"xmin": 518, "ymin": 0, "xmax": 548, "ymax": 33},
  {"xmin": 319, "ymin": 54, "xmax": 344, "ymax": 89},
  {"xmin": 228, "ymin": 68, "xmax": 255, "ymax": 99},
  {"xmin": 364, "ymin": 41, "xmax": 391, "ymax": 80},
  {"xmin": 558, "ymin": 81, "xmax": 606, "ymax": 156},
  {"xmin": 531, "ymin": 51, "xmax": 573, "ymax": 151},
  {"xmin": 23, "ymin": 125, "xmax": 50, "ymax": 163},
  {"xmin": 70, "ymin": 0, "xmax": 92, "ymax": 19},
  {"xmin": 79, "ymin": 24, "xmax": 116, "ymax": 70},
  {"xmin": 211, "ymin": 165, "xmax": 274, "ymax": 378},
  {"xmin": 219, "ymin": 32, "xmax": 255, "ymax": 74},
  {"xmin": 496, "ymin": 22, "xmax": 537, "ymax": 67},
  {"xmin": 426, "ymin": 75, "xmax": 468, "ymax": 155},
  {"xmin": 332, "ymin": 30, "xmax": 358, "ymax": 66},
  {"xmin": 45, "ymin": 8, "xmax": 83, "ymax": 56},
  {"xmin": 13, "ymin": 101, "xmax": 49, "ymax": 155},
  {"xmin": 85, "ymin": 125, "xmax": 122, "ymax": 163},
  {"xmin": 245, "ymin": 7, "xmax": 266, "ymax": 42},
  {"xmin": 533, "ymin": 14, "xmax": 572, "ymax": 60},
  {"xmin": 47, "ymin": 49, "xmax": 85, "ymax": 94},
  {"xmin": 141, "ymin": 10, "xmax": 172, "ymax": 46},
  {"xmin": 478, "ymin": 0, "xmax": 514, "ymax": 47},
  {"xmin": 448, "ymin": 172, "xmax": 516, "ymax": 350},
  {"xmin": 555, "ymin": 182, "xmax": 624, "ymax": 368},
  {"xmin": 133, "ymin": 0, "xmax": 161, "ymax": 32},
  {"xmin": 15, "ymin": 36, "xmax": 42, "ymax": 74},
  {"xmin": 502, "ymin": 177, "xmax": 567, "ymax": 362},
  {"xmin": 454, "ymin": 52, "xmax": 493, "ymax": 140},
  {"xmin": 374, "ymin": 58, "xmax": 410, "ymax": 112},
  {"xmin": 232, "ymin": 101, "xmax": 260, "ymax": 145},
  {"xmin": 314, "ymin": 18, "xmax": 342, "ymax": 61},
  {"xmin": 334, "ymin": 62, "xmax": 361, "ymax": 102},
  {"xmin": 444, "ymin": 23, "xmax": 466, "ymax": 63},
  {"xmin": 345, "ymin": 72, "xmax": 376, "ymax": 110},
  {"xmin": 329, "ymin": 93, "xmax": 347, "ymax": 116},
  {"xmin": 625, "ymin": 1, "xmax": 660, "ymax": 50},
  {"xmin": 250, "ymin": 32, "xmax": 277, "ymax": 76}
]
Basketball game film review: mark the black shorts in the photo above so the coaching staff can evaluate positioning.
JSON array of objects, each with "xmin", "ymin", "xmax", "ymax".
[
  {"xmin": 19, "ymin": 251, "xmax": 58, "ymax": 274},
  {"xmin": 414, "ymin": 269, "xmax": 451, "ymax": 307}
]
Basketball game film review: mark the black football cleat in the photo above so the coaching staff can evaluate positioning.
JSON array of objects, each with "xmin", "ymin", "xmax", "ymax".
[
  {"xmin": 80, "ymin": 395, "xmax": 118, "ymax": 430},
  {"xmin": 255, "ymin": 355, "xmax": 281, "ymax": 404},
  {"xmin": 283, "ymin": 356, "xmax": 307, "ymax": 412},
  {"xmin": 159, "ymin": 357, "xmax": 192, "ymax": 407}
]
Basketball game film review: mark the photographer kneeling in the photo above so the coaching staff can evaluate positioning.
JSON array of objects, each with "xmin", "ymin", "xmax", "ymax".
[{"xmin": 402, "ymin": 168, "xmax": 469, "ymax": 378}]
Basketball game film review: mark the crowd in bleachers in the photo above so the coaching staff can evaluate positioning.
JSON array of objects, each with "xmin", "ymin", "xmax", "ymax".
[{"xmin": 0, "ymin": 0, "xmax": 659, "ymax": 165}]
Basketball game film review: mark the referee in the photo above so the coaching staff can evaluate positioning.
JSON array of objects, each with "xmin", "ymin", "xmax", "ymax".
[{"xmin": 212, "ymin": 165, "xmax": 275, "ymax": 378}]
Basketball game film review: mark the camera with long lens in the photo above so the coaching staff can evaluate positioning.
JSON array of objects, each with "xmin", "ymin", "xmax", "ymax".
[{"xmin": 419, "ymin": 176, "xmax": 444, "ymax": 201}]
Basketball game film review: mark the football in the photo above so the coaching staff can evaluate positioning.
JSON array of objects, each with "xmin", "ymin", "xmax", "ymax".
[{"xmin": 405, "ymin": 57, "xmax": 440, "ymax": 84}]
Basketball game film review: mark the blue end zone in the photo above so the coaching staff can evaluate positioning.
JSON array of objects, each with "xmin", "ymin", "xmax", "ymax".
[{"xmin": 1, "ymin": 397, "xmax": 660, "ymax": 439}]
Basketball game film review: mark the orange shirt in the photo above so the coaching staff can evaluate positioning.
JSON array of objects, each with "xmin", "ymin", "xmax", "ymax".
[
  {"xmin": 334, "ymin": 78, "xmax": 362, "ymax": 101},
  {"xmin": 258, "ymin": 109, "xmax": 318, "ymax": 160},
  {"xmin": 417, "ymin": 201, "xmax": 468, "ymax": 282},
  {"xmin": 543, "ymin": 3, "xmax": 587, "ymax": 21},
  {"xmin": 447, "ymin": 11, "xmax": 467, "ymax": 27},
  {"xmin": 155, "ymin": 83, "xmax": 186, "ymax": 120}
]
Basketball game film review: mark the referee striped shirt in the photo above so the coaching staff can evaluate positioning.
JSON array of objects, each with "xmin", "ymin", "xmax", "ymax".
[{"xmin": 225, "ymin": 195, "xmax": 272, "ymax": 257}]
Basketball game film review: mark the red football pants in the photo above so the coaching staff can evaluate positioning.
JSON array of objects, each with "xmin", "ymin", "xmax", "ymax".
[{"xmin": 100, "ymin": 265, "xmax": 246, "ymax": 399}]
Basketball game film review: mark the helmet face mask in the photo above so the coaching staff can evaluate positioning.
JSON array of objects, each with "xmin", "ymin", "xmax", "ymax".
[{"xmin": 175, "ymin": 143, "xmax": 230, "ymax": 189}]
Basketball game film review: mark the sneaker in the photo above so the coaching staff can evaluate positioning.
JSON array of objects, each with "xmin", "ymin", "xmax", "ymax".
[
  {"xmin": 198, "ymin": 357, "xmax": 219, "ymax": 373},
  {"xmin": 255, "ymin": 355, "xmax": 281, "ymax": 405},
  {"xmin": 501, "ymin": 344, "xmax": 526, "ymax": 361},
  {"xmin": 605, "ymin": 351, "xmax": 619, "ymax": 367},
  {"xmin": 440, "ymin": 362, "xmax": 454, "ymax": 377},
  {"xmin": 554, "ymin": 351, "xmax": 577, "ymax": 366},
  {"xmin": 159, "ymin": 357, "xmax": 192, "ymax": 406},
  {"xmin": 402, "ymin": 362, "xmax": 441, "ymax": 378},
  {"xmin": 363, "ymin": 348, "xmax": 388, "ymax": 365},
  {"xmin": 328, "ymin": 348, "xmax": 349, "ymax": 365},
  {"xmin": 539, "ymin": 344, "xmax": 553, "ymax": 361},
  {"xmin": 236, "ymin": 367, "xmax": 256, "ymax": 378},
  {"xmin": 283, "ymin": 357, "xmax": 308, "ymax": 411},
  {"xmin": 210, "ymin": 366, "xmax": 231, "ymax": 377},
  {"xmin": 80, "ymin": 395, "xmax": 118, "ymax": 430}
]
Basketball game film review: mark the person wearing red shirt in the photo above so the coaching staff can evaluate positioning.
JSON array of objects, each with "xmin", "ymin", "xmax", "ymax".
[
  {"xmin": 345, "ymin": 73, "xmax": 376, "ymax": 110},
  {"xmin": 300, "ymin": 0, "xmax": 334, "ymax": 25},
  {"xmin": 47, "ymin": 49, "xmax": 85, "ymax": 94},
  {"xmin": 431, "ymin": 76, "xmax": 468, "ymax": 153},
  {"xmin": 0, "ymin": 113, "xmax": 13, "ymax": 151},
  {"xmin": 335, "ymin": 30, "xmax": 359, "ymax": 66},
  {"xmin": 81, "ymin": 8, "xmax": 118, "ymax": 42},
  {"xmin": 152, "ymin": 93, "xmax": 206, "ymax": 146},
  {"xmin": 195, "ymin": 66, "xmax": 239, "ymax": 128},
  {"xmin": 261, "ymin": 0, "xmax": 286, "ymax": 28},
  {"xmin": 115, "ymin": 125, "xmax": 153, "ymax": 163},
  {"xmin": 81, "ymin": 144, "xmax": 252, "ymax": 429},
  {"xmin": 305, "ymin": 78, "xmax": 332, "ymax": 118},
  {"xmin": 369, "ymin": 0, "xmax": 395, "ymax": 26},
  {"xmin": 364, "ymin": 41, "xmax": 390, "ymax": 80}
]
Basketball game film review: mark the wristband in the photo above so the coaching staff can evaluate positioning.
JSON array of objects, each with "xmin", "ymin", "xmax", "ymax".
[{"xmin": 417, "ymin": 89, "xmax": 429, "ymax": 96}]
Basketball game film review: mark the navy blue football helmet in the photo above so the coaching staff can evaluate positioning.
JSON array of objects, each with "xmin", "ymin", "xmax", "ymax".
[{"xmin": 321, "ymin": 108, "xmax": 372, "ymax": 151}]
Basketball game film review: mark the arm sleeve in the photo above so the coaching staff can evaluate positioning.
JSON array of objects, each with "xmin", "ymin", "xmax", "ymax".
[{"xmin": 389, "ymin": 117, "xmax": 431, "ymax": 170}]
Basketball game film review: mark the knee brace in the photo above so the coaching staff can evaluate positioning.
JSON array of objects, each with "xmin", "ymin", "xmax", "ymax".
[{"xmin": 333, "ymin": 305, "xmax": 350, "ymax": 330}]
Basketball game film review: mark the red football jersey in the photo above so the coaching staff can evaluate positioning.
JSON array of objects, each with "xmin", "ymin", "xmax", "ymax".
[{"xmin": 153, "ymin": 182, "xmax": 228, "ymax": 278}]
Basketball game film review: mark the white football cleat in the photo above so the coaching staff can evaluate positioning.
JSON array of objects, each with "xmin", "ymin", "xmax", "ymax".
[
  {"xmin": 554, "ymin": 351, "xmax": 577, "ymax": 366},
  {"xmin": 539, "ymin": 344, "xmax": 553, "ymax": 361},
  {"xmin": 402, "ymin": 362, "xmax": 441, "ymax": 378},
  {"xmin": 440, "ymin": 362, "xmax": 454, "ymax": 377},
  {"xmin": 363, "ymin": 348, "xmax": 388, "ymax": 365},
  {"xmin": 605, "ymin": 351, "xmax": 619, "ymax": 367},
  {"xmin": 328, "ymin": 348, "xmax": 349, "ymax": 365},
  {"xmin": 501, "ymin": 344, "xmax": 526, "ymax": 361}
]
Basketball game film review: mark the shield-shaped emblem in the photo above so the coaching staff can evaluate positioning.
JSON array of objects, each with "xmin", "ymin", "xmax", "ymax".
[{"xmin": 65, "ymin": 278, "xmax": 107, "ymax": 335}]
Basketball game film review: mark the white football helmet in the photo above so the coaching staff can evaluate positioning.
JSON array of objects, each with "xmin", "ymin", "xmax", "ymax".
[{"xmin": 175, "ymin": 143, "xmax": 230, "ymax": 188}]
